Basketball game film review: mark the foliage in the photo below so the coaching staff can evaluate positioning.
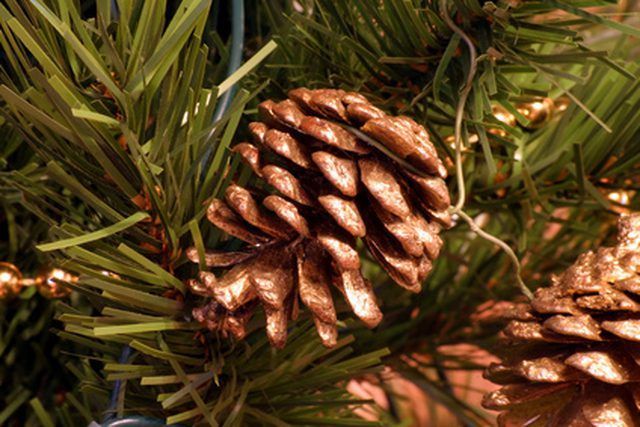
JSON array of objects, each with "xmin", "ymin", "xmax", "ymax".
[
  {"xmin": 1, "ymin": 0, "xmax": 639, "ymax": 425},
  {"xmin": 263, "ymin": 0, "xmax": 639, "ymax": 216},
  {"xmin": 0, "ymin": 0, "xmax": 389, "ymax": 424},
  {"xmin": 258, "ymin": 0, "xmax": 640, "ymax": 423},
  {"xmin": 0, "ymin": 113, "xmax": 83, "ymax": 425}
]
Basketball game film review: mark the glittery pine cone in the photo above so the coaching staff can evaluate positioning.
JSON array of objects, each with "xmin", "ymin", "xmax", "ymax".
[
  {"xmin": 188, "ymin": 88, "xmax": 450, "ymax": 348},
  {"xmin": 483, "ymin": 214, "xmax": 640, "ymax": 426}
]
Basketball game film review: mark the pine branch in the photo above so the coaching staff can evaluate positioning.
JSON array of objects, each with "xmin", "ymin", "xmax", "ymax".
[
  {"xmin": 0, "ymin": 1, "xmax": 394, "ymax": 424},
  {"xmin": 0, "ymin": 70, "xmax": 88, "ymax": 425},
  {"xmin": 255, "ymin": 1, "xmax": 640, "ymax": 423},
  {"xmin": 262, "ymin": 0, "xmax": 639, "ymax": 213},
  {"xmin": 2, "ymin": 0, "xmax": 640, "ymax": 424}
]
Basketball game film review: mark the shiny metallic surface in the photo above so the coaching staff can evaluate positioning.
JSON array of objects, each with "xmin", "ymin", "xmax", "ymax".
[
  {"xmin": 190, "ymin": 87, "xmax": 450, "ymax": 348},
  {"xmin": 231, "ymin": 142, "xmax": 262, "ymax": 176},
  {"xmin": 263, "ymin": 195, "xmax": 311, "ymax": 237},
  {"xmin": 262, "ymin": 165, "xmax": 314, "ymax": 206},
  {"xmin": 359, "ymin": 157, "xmax": 411, "ymax": 217},
  {"xmin": 318, "ymin": 194, "xmax": 367, "ymax": 237},
  {"xmin": 312, "ymin": 151, "xmax": 359, "ymax": 197},
  {"xmin": 484, "ymin": 214, "xmax": 640, "ymax": 424},
  {"xmin": 297, "ymin": 242, "xmax": 337, "ymax": 325},
  {"xmin": 263, "ymin": 128, "xmax": 313, "ymax": 168},
  {"xmin": 206, "ymin": 199, "xmax": 270, "ymax": 245},
  {"xmin": 335, "ymin": 268, "xmax": 382, "ymax": 328}
]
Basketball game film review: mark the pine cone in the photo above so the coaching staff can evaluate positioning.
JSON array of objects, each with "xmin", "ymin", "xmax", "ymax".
[
  {"xmin": 188, "ymin": 88, "xmax": 450, "ymax": 348},
  {"xmin": 483, "ymin": 214, "xmax": 640, "ymax": 426}
]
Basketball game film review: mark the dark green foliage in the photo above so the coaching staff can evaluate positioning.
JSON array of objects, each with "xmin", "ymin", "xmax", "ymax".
[
  {"xmin": 1, "ymin": 0, "xmax": 639, "ymax": 425},
  {"xmin": 256, "ymin": 0, "xmax": 640, "ymax": 423},
  {"xmin": 0, "ymin": 1, "xmax": 389, "ymax": 424},
  {"xmin": 262, "ymin": 0, "xmax": 639, "ymax": 208},
  {"xmin": 259, "ymin": 0, "xmax": 640, "ymax": 299},
  {"xmin": 0, "ymin": 117, "xmax": 85, "ymax": 425}
]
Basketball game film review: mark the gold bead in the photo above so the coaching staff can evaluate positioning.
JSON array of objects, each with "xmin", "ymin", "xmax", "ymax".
[
  {"xmin": 517, "ymin": 98, "xmax": 554, "ymax": 129},
  {"xmin": 0, "ymin": 262, "xmax": 23, "ymax": 300},
  {"xmin": 489, "ymin": 105, "xmax": 516, "ymax": 137},
  {"xmin": 38, "ymin": 268, "xmax": 75, "ymax": 298},
  {"xmin": 100, "ymin": 270, "xmax": 121, "ymax": 279},
  {"xmin": 554, "ymin": 96, "xmax": 571, "ymax": 113},
  {"xmin": 493, "ymin": 105, "xmax": 517, "ymax": 126},
  {"xmin": 444, "ymin": 134, "xmax": 479, "ymax": 151},
  {"xmin": 606, "ymin": 189, "xmax": 636, "ymax": 214}
]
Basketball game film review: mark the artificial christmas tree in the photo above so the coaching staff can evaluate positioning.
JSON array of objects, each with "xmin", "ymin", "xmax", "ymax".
[{"xmin": 1, "ymin": 0, "xmax": 639, "ymax": 425}]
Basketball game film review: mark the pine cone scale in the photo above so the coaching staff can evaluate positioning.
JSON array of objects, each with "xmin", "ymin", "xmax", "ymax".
[
  {"xmin": 564, "ymin": 350, "xmax": 640, "ymax": 384},
  {"xmin": 365, "ymin": 239, "xmax": 420, "ymax": 292},
  {"xmin": 358, "ymin": 157, "xmax": 412, "ymax": 218},
  {"xmin": 315, "ymin": 223, "xmax": 361, "ymax": 270},
  {"xmin": 483, "ymin": 383, "xmax": 574, "ymax": 410},
  {"xmin": 265, "ymin": 305, "xmax": 289, "ymax": 349},
  {"xmin": 517, "ymin": 356, "xmax": 584, "ymax": 383},
  {"xmin": 310, "ymin": 90, "xmax": 349, "ymax": 121},
  {"xmin": 346, "ymin": 102, "xmax": 385, "ymax": 124},
  {"xmin": 299, "ymin": 116, "xmax": 370, "ymax": 154},
  {"xmin": 311, "ymin": 151, "xmax": 359, "ymax": 197},
  {"xmin": 206, "ymin": 199, "xmax": 270, "ymax": 245},
  {"xmin": 263, "ymin": 128, "xmax": 313, "ymax": 168},
  {"xmin": 602, "ymin": 319, "xmax": 640, "ymax": 342},
  {"xmin": 543, "ymin": 314, "xmax": 602, "ymax": 341},
  {"xmin": 262, "ymin": 165, "xmax": 315, "ymax": 207},
  {"xmin": 272, "ymin": 99, "xmax": 306, "ymax": 128},
  {"xmin": 335, "ymin": 268, "xmax": 382, "ymax": 328},
  {"xmin": 224, "ymin": 185, "xmax": 293, "ymax": 239},
  {"xmin": 296, "ymin": 243, "xmax": 337, "ymax": 324},
  {"xmin": 186, "ymin": 247, "xmax": 255, "ymax": 267},
  {"xmin": 210, "ymin": 266, "xmax": 256, "ymax": 312},
  {"xmin": 583, "ymin": 396, "xmax": 637, "ymax": 426},
  {"xmin": 249, "ymin": 122, "xmax": 269, "ymax": 144},
  {"xmin": 406, "ymin": 172, "xmax": 451, "ymax": 211},
  {"xmin": 317, "ymin": 195, "xmax": 366, "ymax": 238},
  {"xmin": 411, "ymin": 214, "xmax": 443, "ymax": 260},
  {"xmin": 232, "ymin": 143, "xmax": 262, "ymax": 176},
  {"xmin": 263, "ymin": 195, "xmax": 311, "ymax": 237},
  {"xmin": 372, "ymin": 201, "xmax": 424, "ymax": 257},
  {"xmin": 313, "ymin": 317, "xmax": 338, "ymax": 348}
]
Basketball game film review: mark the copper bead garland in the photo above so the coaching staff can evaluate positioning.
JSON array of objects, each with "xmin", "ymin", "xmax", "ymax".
[
  {"xmin": 188, "ymin": 88, "xmax": 451, "ymax": 348},
  {"xmin": 0, "ymin": 262, "xmax": 75, "ymax": 301},
  {"xmin": 483, "ymin": 214, "xmax": 640, "ymax": 426}
]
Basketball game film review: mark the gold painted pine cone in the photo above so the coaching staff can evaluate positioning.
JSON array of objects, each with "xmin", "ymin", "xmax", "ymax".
[
  {"xmin": 188, "ymin": 88, "xmax": 451, "ymax": 349},
  {"xmin": 483, "ymin": 214, "xmax": 640, "ymax": 426}
]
